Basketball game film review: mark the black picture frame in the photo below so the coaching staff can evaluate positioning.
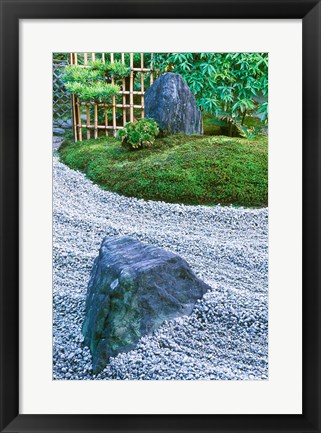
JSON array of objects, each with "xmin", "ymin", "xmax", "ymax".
[{"xmin": 1, "ymin": 0, "xmax": 320, "ymax": 432}]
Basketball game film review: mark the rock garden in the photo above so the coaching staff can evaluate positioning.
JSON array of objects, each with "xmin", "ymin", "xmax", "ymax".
[{"xmin": 53, "ymin": 52, "xmax": 268, "ymax": 380}]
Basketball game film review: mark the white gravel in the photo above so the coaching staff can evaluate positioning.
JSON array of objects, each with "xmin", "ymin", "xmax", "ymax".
[{"xmin": 53, "ymin": 151, "xmax": 268, "ymax": 381}]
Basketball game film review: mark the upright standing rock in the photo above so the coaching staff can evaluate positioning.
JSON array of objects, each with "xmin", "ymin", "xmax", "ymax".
[
  {"xmin": 82, "ymin": 236, "xmax": 210, "ymax": 374},
  {"xmin": 144, "ymin": 72, "xmax": 202, "ymax": 136}
]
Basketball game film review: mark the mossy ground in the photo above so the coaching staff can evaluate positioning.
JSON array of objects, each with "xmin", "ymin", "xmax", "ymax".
[{"xmin": 59, "ymin": 132, "xmax": 268, "ymax": 208}]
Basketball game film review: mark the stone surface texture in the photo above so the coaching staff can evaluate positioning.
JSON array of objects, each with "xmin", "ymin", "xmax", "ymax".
[
  {"xmin": 144, "ymin": 72, "xmax": 202, "ymax": 136},
  {"xmin": 83, "ymin": 236, "xmax": 210, "ymax": 374}
]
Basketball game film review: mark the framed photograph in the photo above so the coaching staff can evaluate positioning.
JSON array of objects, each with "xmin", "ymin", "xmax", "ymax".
[{"xmin": 1, "ymin": 0, "xmax": 320, "ymax": 432}]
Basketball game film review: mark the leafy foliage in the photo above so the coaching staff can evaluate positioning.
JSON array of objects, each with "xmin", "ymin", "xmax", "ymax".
[
  {"xmin": 106, "ymin": 61, "xmax": 130, "ymax": 77},
  {"xmin": 116, "ymin": 118, "xmax": 159, "ymax": 149},
  {"xmin": 64, "ymin": 81, "xmax": 120, "ymax": 102},
  {"xmin": 151, "ymin": 53, "xmax": 268, "ymax": 136},
  {"xmin": 61, "ymin": 65, "xmax": 102, "ymax": 83},
  {"xmin": 53, "ymin": 52, "xmax": 68, "ymax": 61},
  {"xmin": 61, "ymin": 60, "xmax": 129, "ymax": 102},
  {"xmin": 89, "ymin": 59, "xmax": 130, "ymax": 77},
  {"xmin": 59, "ymin": 133, "xmax": 268, "ymax": 207}
]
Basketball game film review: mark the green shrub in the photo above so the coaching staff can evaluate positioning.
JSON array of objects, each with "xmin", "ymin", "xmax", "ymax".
[
  {"xmin": 61, "ymin": 65, "xmax": 102, "ymax": 84},
  {"xmin": 89, "ymin": 59, "xmax": 130, "ymax": 77},
  {"xmin": 106, "ymin": 61, "xmax": 130, "ymax": 77},
  {"xmin": 61, "ymin": 60, "xmax": 128, "ymax": 102},
  {"xmin": 64, "ymin": 81, "xmax": 120, "ymax": 102},
  {"xmin": 117, "ymin": 118, "xmax": 159, "ymax": 150}
]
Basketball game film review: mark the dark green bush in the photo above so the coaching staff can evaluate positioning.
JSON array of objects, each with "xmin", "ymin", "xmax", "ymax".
[{"xmin": 116, "ymin": 118, "xmax": 159, "ymax": 150}]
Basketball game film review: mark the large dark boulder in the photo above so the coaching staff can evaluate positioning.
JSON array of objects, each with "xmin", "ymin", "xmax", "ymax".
[
  {"xmin": 82, "ymin": 236, "xmax": 210, "ymax": 374},
  {"xmin": 144, "ymin": 72, "xmax": 202, "ymax": 136}
]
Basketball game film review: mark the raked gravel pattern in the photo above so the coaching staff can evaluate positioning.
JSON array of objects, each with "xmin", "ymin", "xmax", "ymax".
[{"xmin": 53, "ymin": 154, "xmax": 268, "ymax": 381}]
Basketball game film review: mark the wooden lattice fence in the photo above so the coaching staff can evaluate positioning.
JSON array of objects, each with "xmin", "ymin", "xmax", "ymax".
[
  {"xmin": 53, "ymin": 55, "xmax": 72, "ymax": 128},
  {"xmin": 70, "ymin": 52, "xmax": 156, "ymax": 142}
]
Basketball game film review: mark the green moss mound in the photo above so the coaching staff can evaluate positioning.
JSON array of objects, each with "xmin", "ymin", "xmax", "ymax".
[{"xmin": 59, "ymin": 134, "xmax": 268, "ymax": 207}]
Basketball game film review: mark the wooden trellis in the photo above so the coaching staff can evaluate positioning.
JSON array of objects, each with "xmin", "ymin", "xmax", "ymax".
[
  {"xmin": 53, "ymin": 55, "xmax": 72, "ymax": 127},
  {"xmin": 70, "ymin": 52, "xmax": 156, "ymax": 142}
]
